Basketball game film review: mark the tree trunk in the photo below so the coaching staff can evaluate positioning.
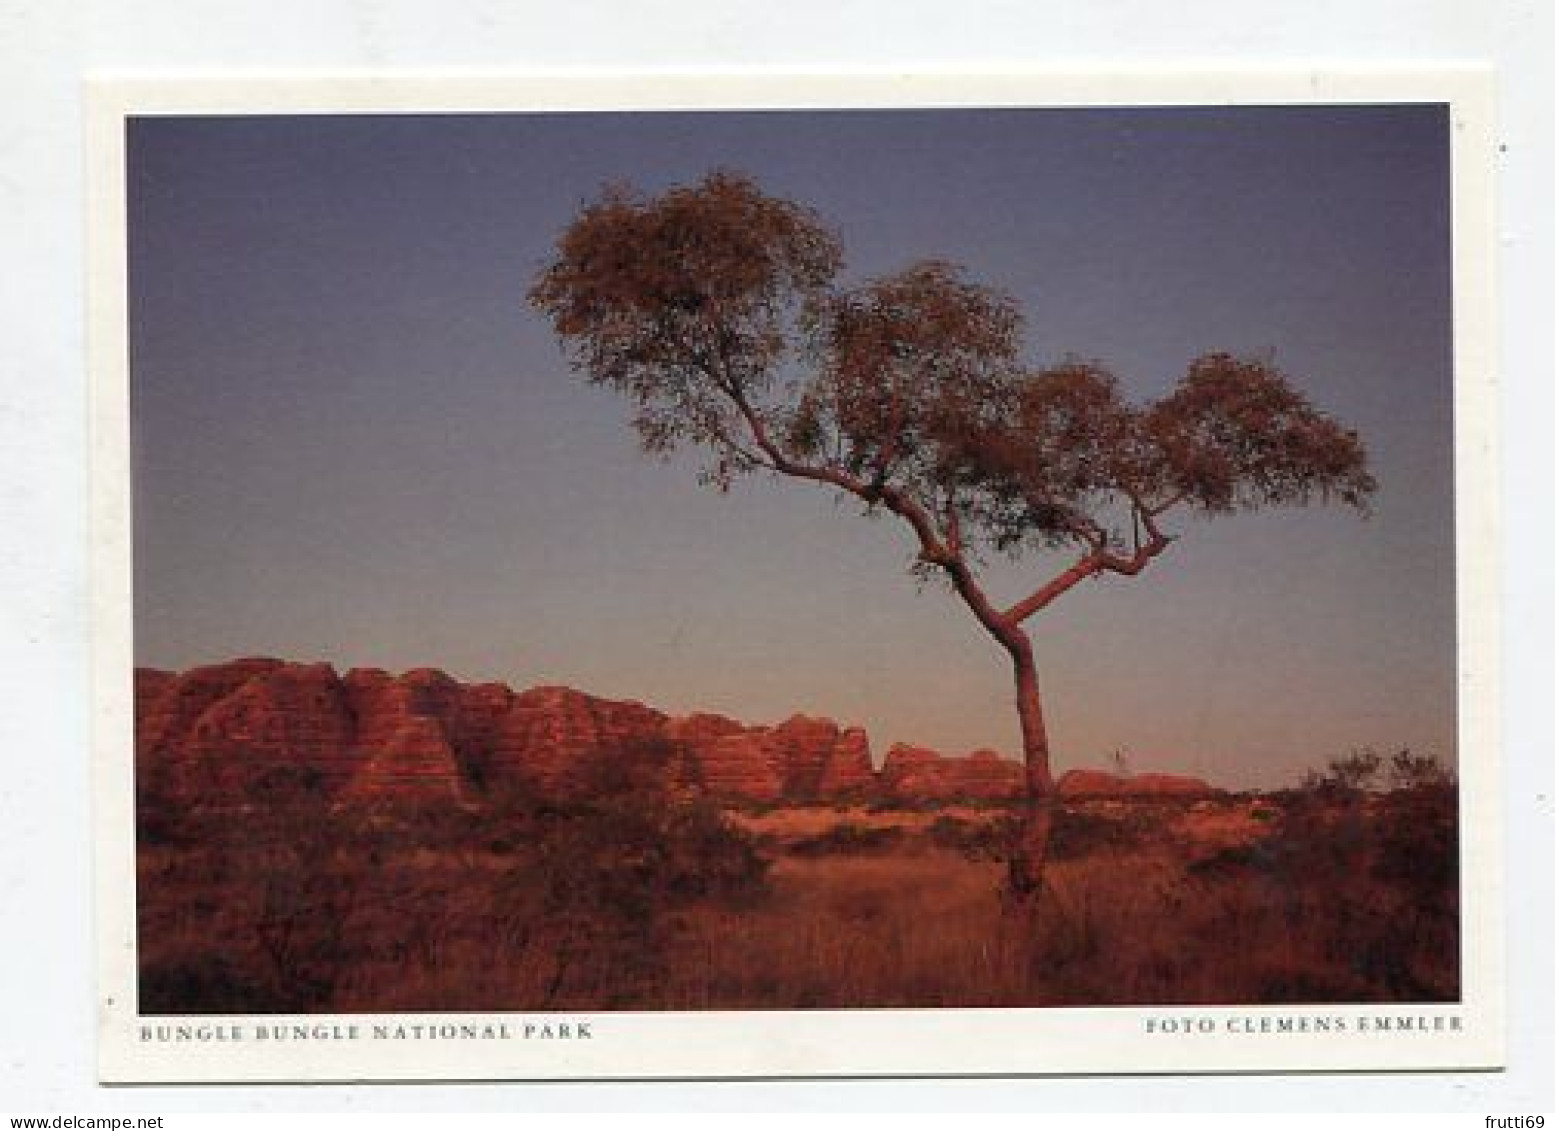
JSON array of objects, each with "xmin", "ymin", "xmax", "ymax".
[{"xmin": 1005, "ymin": 635, "xmax": 1057, "ymax": 903}]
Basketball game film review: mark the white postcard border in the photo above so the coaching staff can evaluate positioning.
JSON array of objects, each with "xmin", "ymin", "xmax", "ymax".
[{"xmin": 88, "ymin": 69, "xmax": 1501, "ymax": 1083}]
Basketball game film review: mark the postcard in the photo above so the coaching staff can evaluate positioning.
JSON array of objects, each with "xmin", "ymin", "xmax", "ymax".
[{"xmin": 89, "ymin": 70, "xmax": 1500, "ymax": 1081}]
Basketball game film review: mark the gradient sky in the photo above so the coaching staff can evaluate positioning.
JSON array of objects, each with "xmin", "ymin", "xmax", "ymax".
[{"xmin": 127, "ymin": 106, "xmax": 1455, "ymax": 789}]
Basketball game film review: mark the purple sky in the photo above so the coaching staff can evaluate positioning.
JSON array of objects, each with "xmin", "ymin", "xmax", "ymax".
[{"xmin": 127, "ymin": 105, "xmax": 1454, "ymax": 789}]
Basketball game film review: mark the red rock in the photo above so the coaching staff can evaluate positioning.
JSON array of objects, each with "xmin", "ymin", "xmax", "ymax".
[
  {"xmin": 694, "ymin": 729, "xmax": 785, "ymax": 801},
  {"xmin": 344, "ymin": 668, "xmax": 527, "ymax": 788},
  {"xmin": 137, "ymin": 658, "xmax": 293, "ymax": 796},
  {"xmin": 1058, "ymin": 767, "xmax": 1219, "ymax": 798},
  {"xmin": 667, "ymin": 713, "xmax": 781, "ymax": 800},
  {"xmin": 882, "ymin": 743, "xmax": 1023, "ymax": 801},
  {"xmin": 344, "ymin": 716, "xmax": 465, "ymax": 802},
  {"xmin": 664, "ymin": 711, "xmax": 746, "ymax": 747},
  {"xmin": 1057, "ymin": 768, "xmax": 1129, "ymax": 798},
  {"xmin": 667, "ymin": 713, "xmax": 877, "ymax": 803},
  {"xmin": 183, "ymin": 662, "xmax": 356, "ymax": 793},
  {"xmin": 136, "ymin": 658, "xmax": 288, "ymax": 765},
  {"xmin": 773, "ymin": 714, "xmax": 843, "ymax": 800},
  {"xmin": 132, "ymin": 667, "xmax": 179, "ymax": 802},
  {"xmin": 771, "ymin": 716, "xmax": 879, "ymax": 801},
  {"xmin": 485, "ymin": 685, "xmax": 668, "ymax": 793},
  {"xmin": 344, "ymin": 666, "xmax": 460, "ymax": 754},
  {"xmin": 1127, "ymin": 772, "xmax": 1220, "ymax": 797},
  {"xmin": 134, "ymin": 668, "xmax": 174, "ymax": 710},
  {"xmin": 818, "ymin": 726, "xmax": 875, "ymax": 797},
  {"xmin": 947, "ymin": 748, "xmax": 1024, "ymax": 799},
  {"xmin": 134, "ymin": 657, "xmax": 1219, "ymax": 809},
  {"xmin": 447, "ymin": 682, "xmax": 517, "ymax": 787},
  {"xmin": 880, "ymin": 743, "xmax": 952, "ymax": 799}
]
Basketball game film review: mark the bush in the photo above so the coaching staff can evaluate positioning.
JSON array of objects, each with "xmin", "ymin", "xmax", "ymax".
[
  {"xmin": 1048, "ymin": 804, "xmax": 1158, "ymax": 861},
  {"xmin": 1299, "ymin": 748, "xmax": 1454, "ymax": 797},
  {"xmin": 788, "ymin": 822, "xmax": 905, "ymax": 857},
  {"xmin": 924, "ymin": 814, "xmax": 1015, "ymax": 860},
  {"xmin": 1227, "ymin": 768, "xmax": 1461, "ymax": 1000},
  {"xmin": 1370, "ymin": 780, "xmax": 1459, "ymax": 908},
  {"xmin": 1388, "ymin": 750, "xmax": 1456, "ymax": 790},
  {"xmin": 140, "ymin": 953, "xmax": 285, "ymax": 1015},
  {"xmin": 491, "ymin": 737, "xmax": 771, "ymax": 1005},
  {"xmin": 1301, "ymin": 748, "xmax": 1383, "ymax": 794}
]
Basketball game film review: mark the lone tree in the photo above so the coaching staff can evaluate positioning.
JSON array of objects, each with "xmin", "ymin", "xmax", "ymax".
[{"xmin": 530, "ymin": 171, "xmax": 1375, "ymax": 898}]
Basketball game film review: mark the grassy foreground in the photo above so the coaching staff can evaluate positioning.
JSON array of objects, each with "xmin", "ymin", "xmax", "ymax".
[{"xmin": 136, "ymin": 748, "xmax": 1459, "ymax": 1013}]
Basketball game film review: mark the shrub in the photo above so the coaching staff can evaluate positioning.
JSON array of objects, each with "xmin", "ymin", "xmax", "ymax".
[
  {"xmin": 491, "ymin": 737, "xmax": 771, "ymax": 1005},
  {"xmin": 788, "ymin": 822, "xmax": 905, "ymax": 857},
  {"xmin": 925, "ymin": 813, "xmax": 1016, "ymax": 860},
  {"xmin": 1301, "ymin": 748, "xmax": 1383, "ymax": 794},
  {"xmin": 1048, "ymin": 804, "xmax": 1157, "ymax": 861},
  {"xmin": 140, "ymin": 953, "xmax": 283, "ymax": 1015},
  {"xmin": 1388, "ymin": 749, "xmax": 1455, "ymax": 791},
  {"xmin": 1370, "ymin": 780, "xmax": 1459, "ymax": 908}
]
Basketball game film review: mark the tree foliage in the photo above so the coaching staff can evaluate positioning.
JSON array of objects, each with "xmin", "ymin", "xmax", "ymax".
[
  {"xmin": 530, "ymin": 170, "xmax": 1375, "ymax": 609},
  {"xmin": 530, "ymin": 171, "xmax": 842, "ymax": 488}
]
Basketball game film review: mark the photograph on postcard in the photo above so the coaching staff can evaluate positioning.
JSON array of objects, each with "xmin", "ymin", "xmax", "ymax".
[{"xmin": 92, "ymin": 75, "xmax": 1498, "ymax": 1079}]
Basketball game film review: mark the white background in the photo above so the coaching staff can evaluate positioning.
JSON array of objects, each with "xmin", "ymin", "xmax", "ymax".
[{"xmin": 1, "ymin": 0, "xmax": 1550, "ymax": 1113}]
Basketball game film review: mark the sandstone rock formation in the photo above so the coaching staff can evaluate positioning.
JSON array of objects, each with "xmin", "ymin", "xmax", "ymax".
[
  {"xmin": 1056, "ymin": 768, "xmax": 1128, "ymax": 798},
  {"xmin": 819, "ymin": 726, "xmax": 875, "ymax": 797},
  {"xmin": 486, "ymin": 685, "xmax": 669, "ymax": 795},
  {"xmin": 660, "ymin": 713, "xmax": 771, "ymax": 800},
  {"xmin": 1128, "ymin": 772, "xmax": 1221, "ymax": 797},
  {"xmin": 136, "ymin": 657, "xmax": 291, "ymax": 796},
  {"xmin": 880, "ymin": 743, "xmax": 1023, "ymax": 802},
  {"xmin": 697, "ymin": 729, "xmax": 785, "ymax": 801},
  {"xmin": 137, "ymin": 657, "xmax": 287, "ymax": 766},
  {"xmin": 134, "ymin": 668, "xmax": 175, "ymax": 710},
  {"xmin": 342, "ymin": 715, "xmax": 466, "ymax": 803},
  {"xmin": 183, "ymin": 661, "xmax": 358, "ymax": 792},
  {"xmin": 878, "ymin": 743, "xmax": 948, "ymax": 799},
  {"xmin": 1058, "ymin": 767, "xmax": 1220, "ymax": 799},
  {"xmin": 952, "ymin": 749, "xmax": 1026, "ymax": 799},
  {"xmin": 133, "ymin": 658, "xmax": 1217, "ymax": 807}
]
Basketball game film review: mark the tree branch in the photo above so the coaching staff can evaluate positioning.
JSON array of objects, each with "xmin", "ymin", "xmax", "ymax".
[
  {"xmin": 1135, "ymin": 489, "xmax": 1186, "ymax": 535},
  {"xmin": 944, "ymin": 493, "xmax": 964, "ymax": 557},
  {"xmin": 693, "ymin": 319, "xmax": 1031, "ymax": 652},
  {"xmin": 705, "ymin": 416, "xmax": 779, "ymax": 474},
  {"xmin": 709, "ymin": 365, "xmax": 1020, "ymax": 648},
  {"xmin": 1001, "ymin": 495, "xmax": 1181, "ymax": 626}
]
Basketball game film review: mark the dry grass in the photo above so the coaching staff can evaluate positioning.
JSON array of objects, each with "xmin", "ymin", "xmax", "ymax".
[
  {"xmin": 136, "ymin": 786, "xmax": 1459, "ymax": 1013},
  {"xmin": 662, "ymin": 848, "xmax": 1030, "ymax": 1008},
  {"xmin": 730, "ymin": 805, "xmax": 993, "ymax": 839}
]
